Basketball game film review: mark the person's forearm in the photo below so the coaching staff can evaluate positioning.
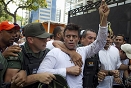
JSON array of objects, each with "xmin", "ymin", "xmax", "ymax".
[
  {"xmin": 4, "ymin": 69, "xmax": 19, "ymax": 82},
  {"xmin": 53, "ymin": 41, "xmax": 72, "ymax": 55},
  {"xmin": 118, "ymin": 64, "xmax": 128, "ymax": 70},
  {"xmin": 100, "ymin": 15, "xmax": 107, "ymax": 27},
  {"xmin": 100, "ymin": 70, "xmax": 109, "ymax": 75},
  {"xmin": 124, "ymin": 70, "xmax": 129, "ymax": 79},
  {"xmin": 58, "ymin": 45, "xmax": 71, "ymax": 55},
  {"xmin": 100, "ymin": 70, "xmax": 114, "ymax": 76},
  {"xmin": 24, "ymin": 74, "xmax": 39, "ymax": 86}
]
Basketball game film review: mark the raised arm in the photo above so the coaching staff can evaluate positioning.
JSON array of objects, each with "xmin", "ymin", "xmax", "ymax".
[
  {"xmin": 83, "ymin": 0, "xmax": 110, "ymax": 58},
  {"xmin": 99, "ymin": 0, "xmax": 109, "ymax": 27}
]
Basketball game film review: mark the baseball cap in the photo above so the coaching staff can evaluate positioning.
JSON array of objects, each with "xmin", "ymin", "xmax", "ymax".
[
  {"xmin": 14, "ymin": 23, "xmax": 20, "ymax": 30},
  {"xmin": 24, "ymin": 23, "xmax": 50, "ymax": 38},
  {"xmin": 0, "ymin": 21, "xmax": 20, "ymax": 31},
  {"xmin": 121, "ymin": 44, "xmax": 131, "ymax": 59}
]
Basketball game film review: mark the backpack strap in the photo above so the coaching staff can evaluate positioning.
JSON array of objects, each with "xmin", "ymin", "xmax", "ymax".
[{"xmin": 21, "ymin": 45, "xmax": 30, "ymax": 71}]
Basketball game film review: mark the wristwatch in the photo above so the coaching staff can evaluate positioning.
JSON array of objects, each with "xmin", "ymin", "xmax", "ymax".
[{"xmin": 108, "ymin": 71, "xmax": 112, "ymax": 76}]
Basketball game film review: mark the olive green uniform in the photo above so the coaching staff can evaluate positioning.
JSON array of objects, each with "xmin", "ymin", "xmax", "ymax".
[
  {"xmin": 0, "ymin": 50, "xmax": 22, "ymax": 87},
  {"xmin": 7, "ymin": 42, "xmax": 49, "ymax": 88},
  {"xmin": 7, "ymin": 42, "xmax": 45, "ymax": 70},
  {"xmin": 0, "ymin": 53, "xmax": 8, "ymax": 86}
]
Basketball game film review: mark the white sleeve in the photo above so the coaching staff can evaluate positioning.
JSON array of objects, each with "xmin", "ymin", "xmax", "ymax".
[
  {"xmin": 46, "ymin": 41, "xmax": 55, "ymax": 50},
  {"xmin": 84, "ymin": 25, "xmax": 108, "ymax": 58},
  {"xmin": 37, "ymin": 54, "xmax": 67, "ymax": 77}
]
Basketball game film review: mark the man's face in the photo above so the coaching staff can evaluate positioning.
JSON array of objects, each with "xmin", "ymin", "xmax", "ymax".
[
  {"xmin": 119, "ymin": 50, "xmax": 127, "ymax": 60},
  {"xmin": 30, "ymin": 37, "xmax": 47, "ymax": 51},
  {"xmin": 81, "ymin": 31, "xmax": 96, "ymax": 46},
  {"xmin": 0, "ymin": 28, "xmax": 18, "ymax": 46},
  {"xmin": 104, "ymin": 34, "xmax": 111, "ymax": 49},
  {"xmin": 63, "ymin": 29, "xmax": 79, "ymax": 50},
  {"xmin": 114, "ymin": 36, "xmax": 125, "ymax": 49}
]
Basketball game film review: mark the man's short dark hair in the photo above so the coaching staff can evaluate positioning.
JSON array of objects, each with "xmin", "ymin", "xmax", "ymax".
[
  {"xmin": 64, "ymin": 23, "xmax": 80, "ymax": 37},
  {"xmin": 53, "ymin": 26, "xmax": 63, "ymax": 37},
  {"xmin": 116, "ymin": 34, "xmax": 126, "ymax": 41},
  {"xmin": 81, "ymin": 29, "xmax": 96, "ymax": 38}
]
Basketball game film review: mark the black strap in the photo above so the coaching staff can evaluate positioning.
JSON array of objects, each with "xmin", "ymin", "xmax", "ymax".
[{"xmin": 21, "ymin": 45, "xmax": 29, "ymax": 71}]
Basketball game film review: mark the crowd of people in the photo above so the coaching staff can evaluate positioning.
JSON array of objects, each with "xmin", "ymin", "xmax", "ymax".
[{"xmin": 0, "ymin": 0, "xmax": 131, "ymax": 88}]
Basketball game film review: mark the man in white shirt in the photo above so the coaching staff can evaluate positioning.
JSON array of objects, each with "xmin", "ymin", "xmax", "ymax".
[
  {"xmin": 97, "ymin": 37, "xmax": 131, "ymax": 88},
  {"xmin": 37, "ymin": 0, "xmax": 109, "ymax": 88},
  {"xmin": 97, "ymin": 35, "xmax": 122, "ymax": 88}
]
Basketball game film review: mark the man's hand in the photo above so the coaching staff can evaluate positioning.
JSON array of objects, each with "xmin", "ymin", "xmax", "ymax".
[
  {"xmin": 97, "ymin": 71, "xmax": 106, "ymax": 82},
  {"xmin": 66, "ymin": 66, "xmax": 82, "ymax": 76},
  {"xmin": 36, "ymin": 73, "xmax": 56, "ymax": 84},
  {"xmin": 99, "ymin": 0, "xmax": 110, "ymax": 26},
  {"xmin": 69, "ymin": 51, "xmax": 83, "ymax": 67},
  {"xmin": 114, "ymin": 77, "xmax": 122, "ymax": 84},
  {"xmin": 11, "ymin": 70, "xmax": 27, "ymax": 87},
  {"xmin": 112, "ymin": 70, "xmax": 119, "ymax": 78},
  {"xmin": 99, "ymin": 0, "xmax": 110, "ymax": 17},
  {"xmin": 2, "ymin": 45, "xmax": 21, "ymax": 58}
]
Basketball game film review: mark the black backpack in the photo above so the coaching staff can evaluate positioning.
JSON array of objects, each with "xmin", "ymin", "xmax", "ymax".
[
  {"xmin": 21, "ymin": 45, "xmax": 50, "ymax": 88},
  {"xmin": 83, "ymin": 54, "xmax": 100, "ymax": 88}
]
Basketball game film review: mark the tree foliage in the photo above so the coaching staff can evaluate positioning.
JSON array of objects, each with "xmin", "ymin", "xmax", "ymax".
[
  {"xmin": 0, "ymin": 3, "xmax": 12, "ymax": 22},
  {"xmin": 0, "ymin": 0, "xmax": 47, "ymax": 23},
  {"xmin": 16, "ymin": 15, "xmax": 23, "ymax": 21}
]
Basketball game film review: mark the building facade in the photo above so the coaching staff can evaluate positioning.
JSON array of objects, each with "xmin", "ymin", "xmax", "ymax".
[
  {"xmin": 64, "ymin": 0, "xmax": 96, "ymax": 23},
  {"xmin": 29, "ymin": 0, "xmax": 56, "ymax": 23},
  {"xmin": 63, "ymin": 0, "xmax": 131, "ymax": 23},
  {"xmin": 56, "ymin": 9, "xmax": 61, "ymax": 22}
]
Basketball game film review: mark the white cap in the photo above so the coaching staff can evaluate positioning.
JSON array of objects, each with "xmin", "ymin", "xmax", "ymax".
[{"xmin": 121, "ymin": 44, "xmax": 131, "ymax": 59}]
